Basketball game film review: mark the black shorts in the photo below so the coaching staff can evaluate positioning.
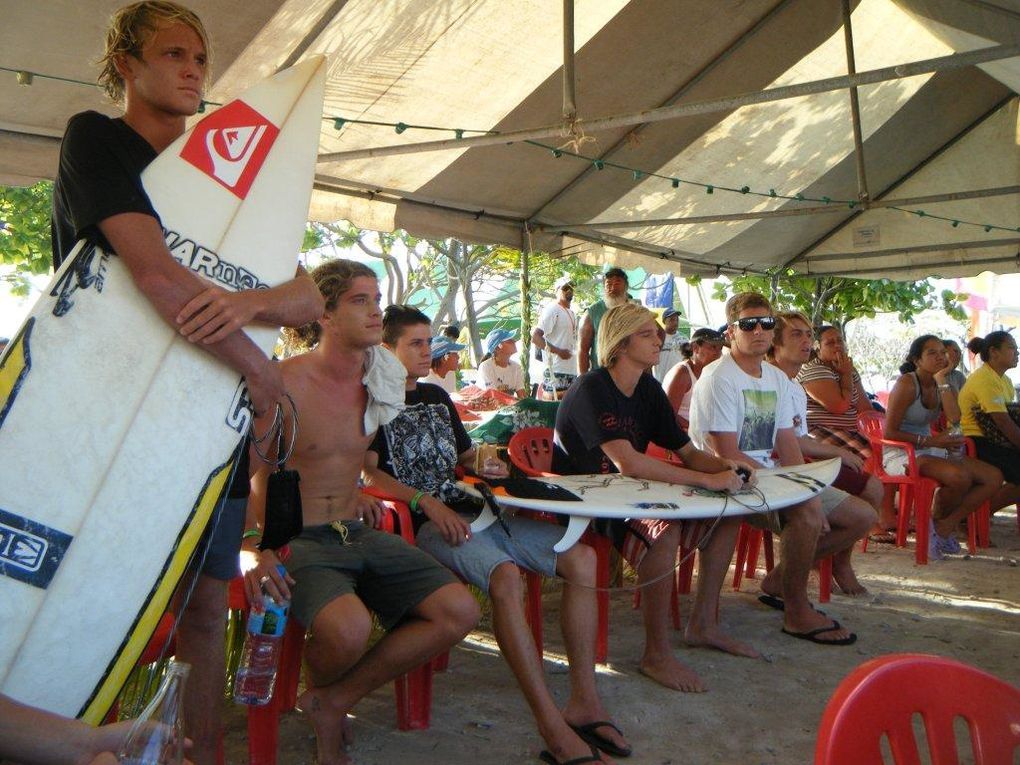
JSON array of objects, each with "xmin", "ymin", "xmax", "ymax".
[{"xmin": 972, "ymin": 437, "xmax": 1020, "ymax": 484}]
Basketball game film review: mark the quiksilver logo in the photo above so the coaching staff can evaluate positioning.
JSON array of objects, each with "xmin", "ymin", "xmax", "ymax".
[{"xmin": 181, "ymin": 100, "xmax": 280, "ymax": 200}]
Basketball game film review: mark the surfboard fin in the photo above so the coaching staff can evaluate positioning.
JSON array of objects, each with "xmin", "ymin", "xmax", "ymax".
[{"xmin": 554, "ymin": 514, "xmax": 592, "ymax": 553}]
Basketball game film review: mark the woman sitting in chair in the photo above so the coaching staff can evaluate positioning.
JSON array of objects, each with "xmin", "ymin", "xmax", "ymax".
[
  {"xmin": 959, "ymin": 330, "xmax": 1020, "ymax": 517},
  {"xmin": 662, "ymin": 327, "xmax": 725, "ymax": 430},
  {"xmin": 884, "ymin": 335, "xmax": 1001, "ymax": 559}
]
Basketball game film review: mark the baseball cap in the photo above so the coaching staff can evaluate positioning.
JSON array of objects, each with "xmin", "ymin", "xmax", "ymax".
[
  {"xmin": 693, "ymin": 327, "xmax": 725, "ymax": 343},
  {"xmin": 604, "ymin": 267, "xmax": 628, "ymax": 282},
  {"xmin": 484, "ymin": 328, "xmax": 517, "ymax": 355},
  {"xmin": 430, "ymin": 335, "xmax": 465, "ymax": 360},
  {"xmin": 662, "ymin": 308, "xmax": 680, "ymax": 320},
  {"xmin": 554, "ymin": 275, "xmax": 574, "ymax": 290}
]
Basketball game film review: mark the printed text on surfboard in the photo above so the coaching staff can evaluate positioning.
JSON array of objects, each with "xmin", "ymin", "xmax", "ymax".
[{"xmin": 164, "ymin": 229, "xmax": 269, "ymax": 292}]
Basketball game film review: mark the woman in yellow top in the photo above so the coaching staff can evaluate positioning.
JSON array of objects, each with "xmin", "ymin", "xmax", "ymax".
[{"xmin": 959, "ymin": 330, "xmax": 1020, "ymax": 515}]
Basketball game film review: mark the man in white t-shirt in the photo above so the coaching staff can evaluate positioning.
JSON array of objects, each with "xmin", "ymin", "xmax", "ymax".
[
  {"xmin": 653, "ymin": 308, "xmax": 685, "ymax": 382},
  {"xmin": 531, "ymin": 276, "xmax": 578, "ymax": 399},
  {"xmin": 688, "ymin": 292, "xmax": 858, "ymax": 646}
]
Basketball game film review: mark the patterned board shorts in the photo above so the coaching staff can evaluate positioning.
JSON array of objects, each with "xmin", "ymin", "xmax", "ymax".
[{"xmin": 596, "ymin": 517, "xmax": 708, "ymax": 570}]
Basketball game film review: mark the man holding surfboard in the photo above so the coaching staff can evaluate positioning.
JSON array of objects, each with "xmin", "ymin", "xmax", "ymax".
[
  {"xmin": 554, "ymin": 303, "xmax": 760, "ymax": 694},
  {"xmin": 50, "ymin": 3, "xmax": 324, "ymax": 761},
  {"xmin": 688, "ymin": 292, "xmax": 858, "ymax": 645},
  {"xmin": 245, "ymin": 260, "xmax": 480, "ymax": 765},
  {"xmin": 363, "ymin": 304, "xmax": 630, "ymax": 764}
]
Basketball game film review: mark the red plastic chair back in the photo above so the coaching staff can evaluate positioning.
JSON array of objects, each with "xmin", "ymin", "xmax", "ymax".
[
  {"xmin": 815, "ymin": 653, "xmax": 1020, "ymax": 764},
  {"xmin": 507, "ymin": 427, "xmax": 556, "ymax": 476}
]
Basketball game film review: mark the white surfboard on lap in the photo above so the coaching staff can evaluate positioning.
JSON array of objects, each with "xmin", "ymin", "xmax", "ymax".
[{"xmin": 464, "ymin": 458, "xmax": 840, "ymax": 552}]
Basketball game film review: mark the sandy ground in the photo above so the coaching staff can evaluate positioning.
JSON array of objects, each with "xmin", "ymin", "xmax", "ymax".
[{"xmin": 223, "ymin": 509, "xmax": 1020, "ymax": 764}]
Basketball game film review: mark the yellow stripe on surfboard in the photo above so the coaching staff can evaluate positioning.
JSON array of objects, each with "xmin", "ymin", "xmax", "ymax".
[
  {"xmin": 80, "ymin": 458, "xmax": 235, "ymax": 725},
  {"xmin": 0, "ymin": 318, "xmax": 33, "ymax": 427}
]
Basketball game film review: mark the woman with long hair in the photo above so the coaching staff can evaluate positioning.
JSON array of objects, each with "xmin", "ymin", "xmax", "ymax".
[
  {"xmin": 662, "ymin": 327, "xmax": 725, "ymax": 429},
  {"xmin": 796, "ymin": 325, "xmax": 872, "ymax": 461},
  {"xmin": 959, "ymin": 330, "xmax": 1020, "ymax": 515},
  {"xmin": 884, "ymin": 335, "xmax": 1001, "ymax": 558}
]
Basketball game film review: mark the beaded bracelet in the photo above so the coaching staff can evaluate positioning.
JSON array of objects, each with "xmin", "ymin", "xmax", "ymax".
[{"xmin": 409, "ymin": 490, "xmax": 426, "ymax": 513}]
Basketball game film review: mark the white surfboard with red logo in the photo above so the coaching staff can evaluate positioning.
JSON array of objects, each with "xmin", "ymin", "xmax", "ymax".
[{"xmin": 0, "ymin": 57, "xmax": 325, "ymax": 721}]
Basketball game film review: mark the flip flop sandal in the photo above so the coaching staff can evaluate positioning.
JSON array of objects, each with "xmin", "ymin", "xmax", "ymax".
[
  {"xmin": 757, "ymin": 593, "xmax": 826, "ymax": 615},
  {"xmin": 538, "ymin": 744, "xmax": 602, "ymax": 764},
  {"xmin": 781, "ymin": 619, "xmax": 857, "ymax": 646},
  {"xmin": 569, "ymin": 720, "xmax": 632, "ymax": 758}
]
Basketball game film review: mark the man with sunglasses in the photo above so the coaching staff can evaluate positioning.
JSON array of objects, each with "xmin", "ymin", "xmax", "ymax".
[{"xmin": 688, "ymin": 293, "xmax": 857, "ymax": 646}]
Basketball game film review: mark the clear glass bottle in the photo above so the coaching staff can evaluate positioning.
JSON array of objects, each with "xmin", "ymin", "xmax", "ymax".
[
  {"xmin": 233, "ymin": 564, "xmax": 289, "ymax": 706},
  {"xmin": 946, "ymin": 421, "xmax": 965, "ymax": 461},
  {"xmin": 117, "ymin": 660, "xmax": 189, "ymax": 765}
]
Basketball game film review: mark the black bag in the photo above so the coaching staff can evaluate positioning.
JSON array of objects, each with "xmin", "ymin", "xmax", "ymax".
[
  {"xmin": 971, "ymin": 402, "xmax": 1020, "ymax": 450},
  {"xmin": 259, "ymin": 422, "xmax": 303, "ymax": 551}
]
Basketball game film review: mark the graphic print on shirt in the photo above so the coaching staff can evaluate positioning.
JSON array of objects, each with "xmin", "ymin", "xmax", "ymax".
[
  {"xmin": 383, "ymin": 403, "xmax": 465, "ymax": 502},
  {"xmin": 739, "ymin": 389, "xmax": 778, "ymax": 453}
]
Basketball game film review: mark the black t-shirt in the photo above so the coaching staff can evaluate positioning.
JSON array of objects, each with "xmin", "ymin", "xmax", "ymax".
[
  {"xmin": 552, "ymin": 367, "xmax": 689, "ymax": 475},
  {"xmin": 51, "ymin": 111, "xmax": 159, "ymax": 270}
]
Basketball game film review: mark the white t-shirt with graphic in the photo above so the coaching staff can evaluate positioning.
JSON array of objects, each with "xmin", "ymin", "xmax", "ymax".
[{"xmin": 688, "ymin": 354, "xmax": 795, "ymax": 468}]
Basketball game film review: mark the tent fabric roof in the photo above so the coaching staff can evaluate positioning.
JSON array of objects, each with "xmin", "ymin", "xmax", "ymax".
[{"xmin": 2, "ymin": 0, "xmax": 1018, "ymax": 280}]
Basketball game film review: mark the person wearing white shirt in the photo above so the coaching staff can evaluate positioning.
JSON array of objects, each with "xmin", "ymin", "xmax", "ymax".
[
  {"xmin": 425, "ymin": 335, "xmax": 464, "ymax": 393},
  {"xmin": 477, "ymin": 328, "xmax": 527, "ymax": 399},
  {"xmin": 653, "ymin": 308, "xmax": 685, "ymax": 382},
  {"xmin": 531, "ymin": 276, "xmax": 578, "ymax": 399}
]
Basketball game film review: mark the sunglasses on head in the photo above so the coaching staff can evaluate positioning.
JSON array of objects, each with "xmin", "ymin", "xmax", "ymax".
[{"xmin": 731, "ymin": 316, "xmax": 777, "ymax": 332}]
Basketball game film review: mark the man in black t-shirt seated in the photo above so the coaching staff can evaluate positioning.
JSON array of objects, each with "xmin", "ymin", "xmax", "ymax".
[
  {"xmin": 553, "ymin": 303, "xmax": 761, "ymax": 693},
  {"xmin": 364, "ymin": 305, "xmax": 631, "ymax": 764}
]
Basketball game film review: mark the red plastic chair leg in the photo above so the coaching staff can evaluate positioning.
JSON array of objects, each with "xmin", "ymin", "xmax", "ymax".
[
  {"xmin": 394, "ymin": 661, "xmax": 433, "ymax": 730},
  {"xmin": 592, "ymin": 535, "xmax": 610, "ymax": 665},
  {"xmin": 247, "ymin": 618, "xmax": 304, "ymax": 765},
  {"xmin": 732, "ymin": 523, "xmax": 750, "ymax": 591},
  {"xmin": 817, "ymin": 556, "xmax": 832, "ymax": 604}
]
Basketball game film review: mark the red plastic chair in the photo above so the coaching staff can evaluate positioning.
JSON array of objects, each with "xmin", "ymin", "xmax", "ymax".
[
  {"xmin": 244, "ymin": 500, "xmax": 436, "ymax": 765},
  {"xmin": 858, "ymin": 413, "xmax": 980, "ymax": 563},
  {"xmin": 815, "ymin": 653, "xmax": 1020, "ymax": 764},
  {"xmin": 731, "ymin": 523, "xmax": 833, "ymax": 603},
  {"xmin": 506, "ymin": 427, "xmax": 612, "ymax": 663}
]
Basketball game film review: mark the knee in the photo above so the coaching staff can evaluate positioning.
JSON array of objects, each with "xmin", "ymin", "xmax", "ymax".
[
  {"xmin": 438, "ymin": 583, "xmax": 481, "ymax": 637},
  {"xmin": 788, "ymin": 501, "xmax": 824, "ymax": 536},
  {"xmin": 309, "ymin": 612, "xmax": 373, "ymax": 661},
  {"xmin": 556, "ymin": 543, "xmax": 596, "ymax": 585},
  {"xmin": 488, "ymin": 562, "xmax": 525, "ymax": 605}
]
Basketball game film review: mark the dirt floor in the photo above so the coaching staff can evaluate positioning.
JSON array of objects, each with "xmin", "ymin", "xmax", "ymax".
[{"xmin": 223, "ymin": 509, "xmax": 1020, "ymax": 764}]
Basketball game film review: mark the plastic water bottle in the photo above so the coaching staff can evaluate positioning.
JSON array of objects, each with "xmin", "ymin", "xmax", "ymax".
[
  {"xmin": 946, "ymin": 422, "xmax": 965, "ymax": 461},
  {"xmin": 117, "ymin": 660, "xmax": 189, "ymax": 764},
  {"xmin": 233, "ymin": 564, "xmax": 289, "ymax": 706}
]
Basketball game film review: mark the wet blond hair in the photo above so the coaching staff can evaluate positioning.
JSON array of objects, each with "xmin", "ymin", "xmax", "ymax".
[
  {"xmin": 597, "ymin": 303, "xmax": 657, "ymax": 368},
  {"xmin": 284, "ymin": 259, "xmax": 377, "ymax": 352},
  {"xmin": 98, "ymin": 1, "xmax": 210, "ymax": 103}
]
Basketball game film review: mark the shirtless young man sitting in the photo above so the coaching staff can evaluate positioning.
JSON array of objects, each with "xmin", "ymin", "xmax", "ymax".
[{"xmin": 244, "ymin": 260, "xmax": 480, "ymax": 765}]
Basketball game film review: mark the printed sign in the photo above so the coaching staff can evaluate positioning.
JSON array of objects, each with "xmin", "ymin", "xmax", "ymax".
[
  {"xmin": 0, "ymin": 507, "xmax": 72, "ymax": 590},
  {"xmin": 181, "ymin": 100, "xmax": 279, "ymax": 199}
]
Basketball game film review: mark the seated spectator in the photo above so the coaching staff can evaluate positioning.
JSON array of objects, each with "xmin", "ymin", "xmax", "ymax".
[
  {"xmin": 959, "ymin": 330, "xmax": 1020, "ymax": 515},
  {"xmin": 690, "ymin": 292, "xmax": 859, "ymax": 646},
  {"xmin": 653, "ymin": 308, "xmax": 685, "ymax": 382},
  {"xmin": 768, "ymin": 311, "xmax": 877, "ymax": 593},
  {"xmin": 796, "ymin": 326, "xmax": 872, "ymax": 461},
  {"xmin": 883, "ymin": 335, "xmax": 1001, "ymax": 559},
  {"xmin": 662, "ymin": 327, "xmax": 725, "ymax": 430},
  {"xmin": 554, "ymin": 303, "xmax": 760, "ymax": 694},
  {"xmin": 478, "ymin": 328, "xmax": 527, "ymax": 399},
  {"xmin": 364, "ymin": 305, "xmax": 630, "ymax": 763},
  {"xmin": 425, "ymin": 335, "xmax": 464, "ymax": 393},
  {"xmin": 943, "ymin": 338, "xmax": 967, "ymax": 393}
]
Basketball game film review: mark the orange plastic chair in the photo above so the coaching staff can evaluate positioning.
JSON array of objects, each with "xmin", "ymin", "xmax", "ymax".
[
  {"xmin": 506, "ymin": 427, "xmax": 612, "ymax": 663},
  {"xmin": 858, "ymin": 413, "xmax": 980, "ymax": 563},
  {"xmin": 815, "ymin": 653, "xmax": 1020, "ymax": 764}
]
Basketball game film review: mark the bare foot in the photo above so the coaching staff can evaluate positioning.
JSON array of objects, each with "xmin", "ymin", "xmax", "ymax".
[
  {"xmin": 832, "ymin": 564, "xmax": 868, "ymax": 596},
  {"xmin": 297, "ymin": 687, "xmax": 352, "ymax": 765},
  {"xmin": 685, "ymin": 624, "xmax": 762, "ymax": 658},
  {"xmin": 639, "ymin": 653, "xmax": 706, "ymax": 692}
]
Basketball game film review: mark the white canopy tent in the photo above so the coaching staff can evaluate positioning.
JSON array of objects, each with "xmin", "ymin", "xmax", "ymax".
[{"xmin": 1, "ymin": 0, "xmax": 1018, "ymax": 280}]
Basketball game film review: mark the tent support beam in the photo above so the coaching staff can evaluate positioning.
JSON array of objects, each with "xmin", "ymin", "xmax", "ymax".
[
  {"xmin": 803, "ymin": 236, "xmax": 1020, "ymax": 264},
  {"xmin": 317, "ymin": 43, "xmax": 1020, "ymax": 163},
  {"xmin": 539, "ymin": 185, "xmax": 1020, "ymax": 229},
  {"xmin": 562, "ymin": 0, "xmax": 576, "ymax": 123},
  {"xmin": 807, "ymin": 252, "xmax": 1020, "ymax": 277},
  {"xmin": 842, "ymin": 0, "xmax": 870, "ymax": 204},
  {"xmin": 521, "ymin": 223, "xmax": 535, "ymax": 390}
]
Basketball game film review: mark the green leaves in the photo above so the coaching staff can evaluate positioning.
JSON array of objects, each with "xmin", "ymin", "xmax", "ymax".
[{"xmin": 1, "ymin": 181, "xmax": 54, "ymax": 277}]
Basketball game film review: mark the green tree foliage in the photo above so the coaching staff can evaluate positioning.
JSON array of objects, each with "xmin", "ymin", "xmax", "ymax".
[
  {"xmin": 711, "ymin": 270, "xmax": 967, "ymax": 330},
  {"xmin": 1, "ymin": 182, "xmax": 54, "ymax": 295}
]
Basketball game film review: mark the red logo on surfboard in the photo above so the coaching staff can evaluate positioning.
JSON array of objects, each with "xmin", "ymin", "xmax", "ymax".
[{"xmin": 181, "ymin": 100, "xmax": 280, "ymax": 199}]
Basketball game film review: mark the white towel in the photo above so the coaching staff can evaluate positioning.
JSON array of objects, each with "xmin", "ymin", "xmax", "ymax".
[{"xmin": 362, "ymin": 345, "xmax": 406, "ymax": 433}]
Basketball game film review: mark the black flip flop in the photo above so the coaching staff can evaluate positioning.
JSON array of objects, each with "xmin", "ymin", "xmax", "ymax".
[
  {"xmin": 758, "ymin": 593, "xmax": 826, "ymax": 616},
  {"xmin": 538, "ymin": 743, "xmax": 602, "ymax": 764},
  {"xmin": 781, "ymin": 619, "xmax": 857, "ymax": 646},
  {"xmin": 569, "ymin": 720, "xmax": 632, "ymax": 758}
]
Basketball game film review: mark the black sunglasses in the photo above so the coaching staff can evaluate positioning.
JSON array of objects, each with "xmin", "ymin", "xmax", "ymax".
[{"xmin": 731, "ymin": 316, "xmax": 777, "ymax": 332}]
